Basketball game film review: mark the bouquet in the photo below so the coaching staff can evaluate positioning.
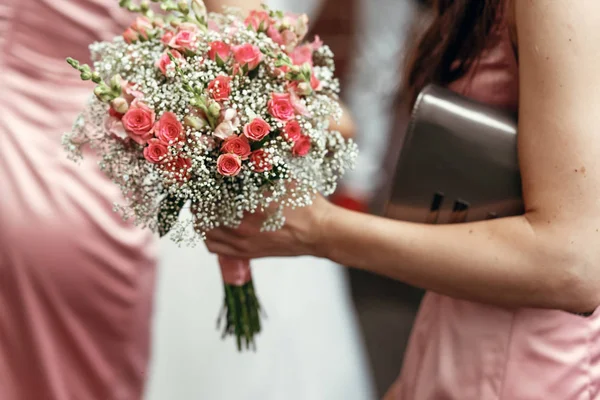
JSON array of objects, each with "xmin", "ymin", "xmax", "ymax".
[{"xmin": 63, "ymin": 0, "xmax": 357, "ymax": 351}]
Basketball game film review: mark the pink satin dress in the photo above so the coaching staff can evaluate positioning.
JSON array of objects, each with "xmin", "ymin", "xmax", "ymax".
[
  {"xmin": 388, "ymin": 11, "xmax": 600, "ymax": 400},
  {"xmin": 0, "ymin": 1, "xmax": 157, "ymax": 399}
]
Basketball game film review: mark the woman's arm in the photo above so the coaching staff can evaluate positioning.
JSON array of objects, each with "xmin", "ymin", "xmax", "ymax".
[
  {"xmin": 204, "ymin": 0, "xmax": 264, "ymax": 13},
  {"xmin": 206, "ymin": 0, "xmax": 600, "ymax": 313}
]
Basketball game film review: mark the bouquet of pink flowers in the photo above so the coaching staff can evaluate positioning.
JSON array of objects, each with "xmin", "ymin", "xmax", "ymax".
[{"xmin": 63, "ymin": 0, "xmax": 357, "ymax": 351}]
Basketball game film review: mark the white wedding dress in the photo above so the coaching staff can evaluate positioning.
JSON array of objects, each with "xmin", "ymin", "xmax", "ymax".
[{"xmin": 144, "ymin": 1, "xmax": 376, "ymax": 398}]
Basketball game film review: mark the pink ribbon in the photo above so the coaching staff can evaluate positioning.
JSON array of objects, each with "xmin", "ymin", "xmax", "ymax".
[{"xmin": 218, "ymin": 256, "xmax": 252, "ymax": 286}]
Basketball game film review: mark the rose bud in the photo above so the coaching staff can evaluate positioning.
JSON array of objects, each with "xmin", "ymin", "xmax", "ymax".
[
  {"xmin": 184, "ymin": 115, "xmax": 207, "ymax": 130},
  {"xmin": 207, "ymin": 101, "xmax": 221, "ymax": 119},
  {"xmin": 123, "ymin": 28, "xmax": 139, "ymax": 44},
  {"xmin": 296, "ymin": 82, "xmax": 312, "ymax": 96},
  {"xmin": 111, "ymin": 97, "xmax": 129, "ymax": 114},
  {"xmin": 191, "ymin": 0, "xmax": 207, "ymax": 22}
]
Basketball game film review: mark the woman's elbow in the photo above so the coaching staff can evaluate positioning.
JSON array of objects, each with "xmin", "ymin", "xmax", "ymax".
[{"xmin": 545, "ymin": 246, "xmax": 600, "ymax": 314}]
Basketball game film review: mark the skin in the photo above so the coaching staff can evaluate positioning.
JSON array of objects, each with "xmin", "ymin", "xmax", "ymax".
[{"xmin": 206, "ymin": 1, "xmax": 600, "ymax": 314}]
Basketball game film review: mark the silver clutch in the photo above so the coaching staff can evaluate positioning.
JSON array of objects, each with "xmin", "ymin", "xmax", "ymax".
[{"xmin": 385, "ymin": 84, "xmax": 523, "ymax": 223}]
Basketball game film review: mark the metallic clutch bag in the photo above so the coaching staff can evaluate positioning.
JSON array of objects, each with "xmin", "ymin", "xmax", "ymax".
[{"xmin": 385, "ymin": 84, "xmax": 523, "ymax": 224}]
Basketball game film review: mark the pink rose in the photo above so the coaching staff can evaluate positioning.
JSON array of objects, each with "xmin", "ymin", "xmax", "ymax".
[
  {"xmin": 267, "ymin": 93, "xmax": 295, "ymax": 121},
  {"xmin": 244, "ymin": 10, "xmax": 271, "ymax": 32},
  {"xmin": 243, "ymin": 118, "xmax": 271, "ymax": 141},
  {"xmin": 213, "ymin": 121, "xmax": 236, "ymax": 140},
  {"xmin": 156, "ymin": 50, "xmax": 183, "ymax": 75},
  {"xmin": 123, "ymin": 28, "xmax": 139, "ymax": 44},
  {"xmin": 292, "ymin": 135, "xmax": 311, "ymax": 157},
  {"xmin": 284, "ymin": 120, "xmax": 302, "ymax": 142},
  {"xmin": 281, "ymin": 30, "xmax": 298, "ymax": 51},
  {"xmin": 232, "ymin": 44, "xmax": 263, "ymax": 71},
  {"xmin": 267, "ymin": 26, "xmax": 284, "ymax": 46},
  {"xmin": 220, "ymin": 108, "xmax": 238, "ymax": 123},
  {"xmin": 208, "ymin": 41, "xmax": 231, "ymax": 62},
  {"xmin": 311, "ymin": 35, "xmax": 324, "ymax": 51},
  {"xmin": 221, "ymin": 135, "xmax": 251, "ymax": 160},
  {"xmin": 122, "ymin": 100, "xmax": 156, "ymax": 145},
  {"xmin": 164, "ymin": 157, "xmax": 192, "ymax": 181},
  {"xmin": 289, "ymin": 91, "xmax": 309, "ymax": 116},
  {"xmin": 169, "ymin": 27, "xmax": 198, "ymax": 51},
  {"xmin": 105, "ymin": 116, "xmax": 128, "ymax": 141},
  {"xmin": 131, "ymin": 17, "xmax": 153, "ymax": 39},
  {"xmin": 217, "ymin": 153, "xmax": 242, "ymax": 177},
  {"xmin": 109, "ymin": 107, "xmax": 125, "ymax": 120},
  {"xmin": 290, "ymin": 45, "xmax": 313, "ymax": 66},
  {"xmin": 120, "ymin": 80, "xmax": 144, "ymax": 103},
  {"xmin": 154, "ymin": 112, "xmax": 184, "ymax": 145},
  {"xmin": 143, "ymin": 138, "xmax": 169, "ymax": 164},
  {"xmin": 207, "ymin": 76, "xmax": 231, "ymax": 102},
  {"xmin": 199, "ymin": 135, "xmax": 217, "ymax": 151},
  {"xmin": 208, "ymin": 20, "xmax": 220, "ymax": 32},
  {"xmin": 161, "ymin": 31, "xmax": 174, "ymax": 45},
  {"xmin": 249, "ymin": 149, "xmax": 272, "ymax": 172}
]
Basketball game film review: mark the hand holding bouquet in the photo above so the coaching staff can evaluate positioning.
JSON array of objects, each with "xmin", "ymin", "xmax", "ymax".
[{"xmin": 63, "ymin": 0, "xmax": 357, "ymax": 351}]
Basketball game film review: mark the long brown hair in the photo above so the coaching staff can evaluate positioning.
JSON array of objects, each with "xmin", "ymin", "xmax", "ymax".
[{"xmin": 405, "ymin": 0, "xmax": 504, "ymax": 105}]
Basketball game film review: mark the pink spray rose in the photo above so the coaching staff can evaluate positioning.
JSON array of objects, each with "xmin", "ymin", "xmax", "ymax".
[
  {"xmin": 213, "ymin": 121, "xmax": 236, "ymax": 140},
  {"xmin": 311, "ymin": 35, "xmax": 324, "ymax": 51},
  {"xmin": 244, "ymin": 10, "xmax": 271, "ymax": 32},
  {"xmin": 249, "ymin": 149, "xmax": 272, "ymax": 173},
  {"xmin": 267, "ymin": 25, "xmax": 284, "ymax": 46},
  {"xmin": 289, "ymin": 91, "xmax": 309, "ymax": 116},
  {"xmin": 161, "ymin": 31, "xmax": 174, "ymax": 45},
  {"xmin": 292, "ymin": 135, "xmax": 311, "ymax": 157},
  {"xmin": 131, "ymin": 17, "xmax": 153, "ymax": 39},
  {"xmin": 221, "ymin": 136, "xmax": 251, "ymax": 160},
  {"xmin": 123, "ymin": 28, "xmax": 139, "ymax": 44},
  {"xmin": 281, "ymin": 30, "xmax": 298, "ymax": 51},
  {"xmin": 283, "ymin": 120, "xmax": 302, "ymax": 142},
  {"xmin": 156, "ymin": 50, "xmax": 183, "ymax": 75},
  {"xmin": 290, "ymin": 44, "xmax": 313, "ymax": 66},
  {"xmin": 154, "ymin": 112, "xmax": 184, "ymax": 145},
  {"xmin": 122, "ymin": 100, "xmax": 156, "ymax": 145},
  {"xmin": 105, "ymin": 117, "xmax": 128, "ymax": 141},
  {"xmin": 232, "ymin": 44, "xmax": 263, "ymax": 71},
  {"xmin": 243, "ymin": 118, "xmax": 271, "ymax": 141},
  {"xmin": 164, "ymin": 157, "xmax": 192, "ymax": 181},
  {"xmin": 168, "ymin": 25, "xmax": 198, "ymax": 51},
  {"xmin": 217, "ymin": 153, "xmax": 242, "ymax": 177},
  {"xmin": 143, "ymin": 138, "xmax": 169, "ymax": 164},
  {"xmin": 208, "ymin": 41, "xmax": 231, "ymax": 62},
  {"xmin": 250, "ymin": 149, "xmax": 273, "ymax": 172},
  {"xmin": 207, "ymin": 76, "xmax": 231, "ymax": 102},
  {"xmin": 120, "ymin": 79, "xmax": 144, "ymax": 103},
  {"xmin": 267, "ymin": 93, "xmax": 295, "ymax": 121}
]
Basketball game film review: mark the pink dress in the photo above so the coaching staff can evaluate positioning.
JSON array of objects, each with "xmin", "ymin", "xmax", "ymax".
[
  {"xmin": 0, "ymin": 1, "xmax": 157, "ymax": 399},
  {"xmin": 388, "ymin": 11, "xmax": 600, "ymax": 400}
]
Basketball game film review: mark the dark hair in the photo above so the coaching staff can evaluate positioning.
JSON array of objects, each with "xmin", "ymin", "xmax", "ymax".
[{"xmin": 405, "ymin": 0, "xmax": 504, "ymax": 105}]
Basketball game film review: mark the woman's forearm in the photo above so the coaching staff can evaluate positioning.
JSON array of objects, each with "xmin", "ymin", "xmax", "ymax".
[
  {"xmin": 204, "ymin": 0, "xmax": 264, "ymax": 13},
  {"xmin": 318, "ymin": 205, "xmax": 595, "ymax": 313}
]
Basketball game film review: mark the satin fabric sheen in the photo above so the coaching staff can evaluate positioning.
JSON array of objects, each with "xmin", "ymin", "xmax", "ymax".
[
  {"xmin": 388, "ymin": 8, "xmax": 600, "ymax": 400},
  {"xmin": 0, "ymin": 1, "xmax": 157, "ymax": 399}
]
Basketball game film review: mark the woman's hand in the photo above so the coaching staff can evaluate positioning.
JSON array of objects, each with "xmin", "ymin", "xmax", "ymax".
[
  {"xmin": 330, "ymin": 101, "xmax": 356, "ymax": 141},
  {"xmin": 205, "ymin": 194, "xmax": 333, "ymax": 259}
]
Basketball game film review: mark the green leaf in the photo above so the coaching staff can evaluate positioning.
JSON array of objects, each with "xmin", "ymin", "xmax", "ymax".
[{"xmin": 157, "ymin": 193, "xmax": 186, "ymax": 237}]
